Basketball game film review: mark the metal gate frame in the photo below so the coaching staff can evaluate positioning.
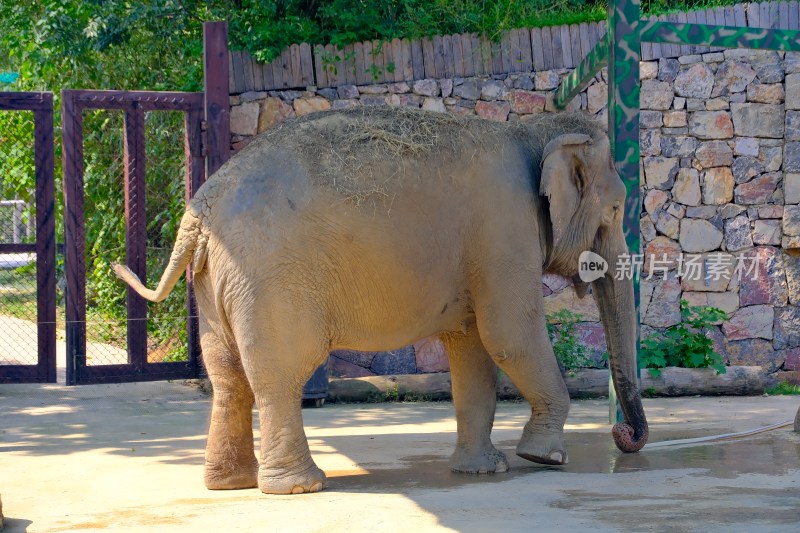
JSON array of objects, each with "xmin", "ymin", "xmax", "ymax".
[
  {"xmin": 0, "ymin": 92, "xmax": 56, "ymax": 383},
  {"xmin": 61, "ymin": 89, "xmax": 207, "ymax": 385},
  {"xmin": 59, "ymin": 21, "xmax": 230, "ymax": 385}
]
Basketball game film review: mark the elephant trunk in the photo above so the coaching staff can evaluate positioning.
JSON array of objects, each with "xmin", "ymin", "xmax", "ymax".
[{"xmin": 591, "ymin": 238, "xmax": 648, "ymax": 453}]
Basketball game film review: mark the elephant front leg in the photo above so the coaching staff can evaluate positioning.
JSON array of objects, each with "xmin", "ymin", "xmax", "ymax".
[
  {"xmin": 472, "ymin": 270, "xmax": 571, "ymax": 466},
  {"xmin": 440, "ymin": 321, "xmax": 508, "ymax": 474},
  {"xmin": 510, "ymin": 340, "xmax": 569, "ymax": 465},
  {"xmin": 487, "ymin": 330, "xmax": 570, "ymax": 466}
]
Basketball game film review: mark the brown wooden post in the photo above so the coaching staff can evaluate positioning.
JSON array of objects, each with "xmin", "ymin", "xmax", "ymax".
[
  {"xmin": 204, "ymin": 21, "xmax": 231, "ymax": 177},
  {"xmin": 123, "ymin": 105, "xmax": 148, "ymax": 368},
  {"xmin": 62, "ymin": 91, "xmax": 87, "ymax": 385},
  {"xmin": 34, "ymin": 96, "xmax": 56, "ymax": 383}
]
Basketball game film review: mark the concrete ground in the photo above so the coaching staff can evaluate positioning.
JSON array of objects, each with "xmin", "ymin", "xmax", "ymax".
[{"xmin": 1, "ymin": 382, "xmax": 799, "ymax": 533}]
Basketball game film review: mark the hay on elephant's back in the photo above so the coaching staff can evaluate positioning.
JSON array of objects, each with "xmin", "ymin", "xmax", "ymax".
[
  {"xmin": 260, "ymin": 107, "xmax": 489, "ymax": 206},
  {"xmin": 258, "ymin": 106, "xmax": 602, "ymax": 207}
]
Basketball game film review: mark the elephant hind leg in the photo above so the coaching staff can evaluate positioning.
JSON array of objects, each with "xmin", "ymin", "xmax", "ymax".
[
  {"xmin": 200, "ymin": 319, "xmax": 259, "ymax": 490},
  {"xmin": 440, "ymin": 319, "xmax": 508, "ymax": 474},
  {"xmin": 234, "ymin": 316, "xmax": 329, "ymax": 495}
]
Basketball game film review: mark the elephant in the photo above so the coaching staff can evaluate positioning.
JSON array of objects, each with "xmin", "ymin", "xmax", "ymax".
[{"xmin": 114, "ymin": 106, "xmax": 648, "ymax": 494}]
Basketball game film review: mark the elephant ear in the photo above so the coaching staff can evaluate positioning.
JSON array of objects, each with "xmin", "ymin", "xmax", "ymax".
[{"xmin": 539, "ymin": 133, "xmax": 593, "ymax": 250}]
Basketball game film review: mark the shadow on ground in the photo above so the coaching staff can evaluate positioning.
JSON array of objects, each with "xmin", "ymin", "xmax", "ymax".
[{"xmin": 2, "ymin": 382, "xmax": 799, "ymax": 532}]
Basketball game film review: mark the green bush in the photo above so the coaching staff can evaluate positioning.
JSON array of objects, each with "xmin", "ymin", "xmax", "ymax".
[
  {"xmin": 226, "ymin": 1, "xmax": 609, "ymax": 61},
  {"xmin": 640, "ymin": 300, "xmax": 728, "ymax": 377},
  {"xmin": 546, "ymin": 309, "xmax": 594, "ymax": 375},
  {"xmin": 224, "ymin": 0, "xmax": 741, "ymax": 61}
]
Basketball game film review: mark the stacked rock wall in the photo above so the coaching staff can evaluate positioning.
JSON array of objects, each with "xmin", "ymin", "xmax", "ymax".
[
  {"xmin": 640, "ymin": 49, "xmax": 800, "ymax": 385},
  {"xmin": 228, "ymin": 50, "xmax": 800, "ymax": 385}
]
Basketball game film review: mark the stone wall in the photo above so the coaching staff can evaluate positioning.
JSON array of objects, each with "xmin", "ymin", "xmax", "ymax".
[
  {"xmin": 228, "ymin": 53, "xmax": 800, "ymax": 385},
  {"xmin": 640, "ymin": 49, "xmax": 800, "ymax": 386},
  {"xmin": 228, "ymin": 69, "xmax": 601, "ymax": 148}
]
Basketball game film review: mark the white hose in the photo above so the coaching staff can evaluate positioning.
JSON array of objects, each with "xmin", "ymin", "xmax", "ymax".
[{"xmin": 643, "ymin": 419, "xmax": 794, "ymax": 449}]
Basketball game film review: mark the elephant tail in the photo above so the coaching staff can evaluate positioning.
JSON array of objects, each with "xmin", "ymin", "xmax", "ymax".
[{"xmin": 112, "ymin": 209, "xmax": 206, "ymax": 303}]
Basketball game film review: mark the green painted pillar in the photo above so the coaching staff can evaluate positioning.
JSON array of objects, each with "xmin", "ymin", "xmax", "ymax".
[{"xmin": 607, "ymin": 0, "xmax": 641, "ymax": 423}]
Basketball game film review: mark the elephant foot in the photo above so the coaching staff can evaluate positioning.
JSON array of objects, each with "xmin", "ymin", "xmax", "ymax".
[
  {"xmin": 204, "ymin": 456, "xmax": 259, "ymax": 490},
  {"xmin": 450, "ymin": 445, "xmax": 509, "ymax": 474},
  {"xmin": 516, "ymin": 429, "xmax": 568, "ymax": 466},
  {"xmin": 259, "ymin": 460, "xmax": 327, "ymax": 495}
]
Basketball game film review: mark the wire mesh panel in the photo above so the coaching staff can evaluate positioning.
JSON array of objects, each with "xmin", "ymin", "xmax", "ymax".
[
  {"xmin": 144, "ymin": 110, "xmax": 192, "ymax": 364},
  {"xmin": 77, "ymin": 109, "xmax": 191, "ymax": 367},
  {"xmin": 0, "ymin": 113, "xmax": 38, "ymax": 368},
  {"xmin": 0, "ymin": 93, "xmax": 56, "ymax": 383},
  {"xmin": 81, "ymin": 109, "xmax": 130, "ymax": 366},
  {"xmin": 0, "ymin": 186, "xmax": 38, "ymax": 366},
  {"xmin": 0, "ymin": 200, "xmax": 33, "ymax": 243}
]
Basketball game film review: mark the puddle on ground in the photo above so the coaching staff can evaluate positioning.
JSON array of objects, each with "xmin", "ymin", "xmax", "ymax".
[
  {"xmin": 327, "ymin": 429, "xmax": 800, "ymax": 491},
  {"xmin": 547, "ymin": 430, "xmax": 800, "ymax": 477}
]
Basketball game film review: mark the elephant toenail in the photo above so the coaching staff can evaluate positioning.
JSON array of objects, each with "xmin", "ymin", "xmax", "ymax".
[
  {"xmin": 550, "ymin": 452, "xmax": 563, "ymax": 463},
  {"xmin": 309, "ymin": 481, "xmax": 324, "ymax": 492},
  {"xmin": 291, "ymin": 485, "xmax": 305, "ymax": 494}
]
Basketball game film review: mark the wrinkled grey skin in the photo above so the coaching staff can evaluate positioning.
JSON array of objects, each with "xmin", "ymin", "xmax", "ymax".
[{"xmin": 114, "ymin": 107, "xmax": 647, "ymax": 495}]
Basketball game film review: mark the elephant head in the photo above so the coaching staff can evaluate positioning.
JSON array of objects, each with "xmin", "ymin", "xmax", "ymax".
[{"xmin": 539, "ymin": 130, "xmax": 648, "ymax": 453}]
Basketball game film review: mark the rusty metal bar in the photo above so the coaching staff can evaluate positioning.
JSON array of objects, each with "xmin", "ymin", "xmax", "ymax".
[
  {"xmin": 68, "ymin": 90, "xmax": 203, "ymax": 111},
  {"xmin": 62, "ymin": 91, "xmax": 87, "ymax": 385},
  {"xmin": 34, "ymin": 98, "xmax": 57, "ymax": 383},
  {"xmin": 185, "ymin": 107, "xmax": 206, "ymax": 374},
  {"xmin": 0, "ymin": 243, "xmax": 37, "ymax": 253},
  {"xmin": 123, "ymin": 104, "xmax": 148, "ymax": 369},
  {"xmin": 0, "ymin": 92, "xmax": 52, "ymax": 110}
]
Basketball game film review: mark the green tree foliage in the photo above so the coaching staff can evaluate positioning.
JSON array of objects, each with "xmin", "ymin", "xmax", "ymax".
[
  {"xmin": 2, "ymin": 1, "xmax": 611, "ymax": 81},
  {"xmin": 1, "ymin": 1, "xmax": 204, "ymax": 357}
]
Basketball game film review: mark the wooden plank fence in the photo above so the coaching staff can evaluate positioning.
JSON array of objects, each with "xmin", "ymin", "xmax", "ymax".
[
  {"xmin": 228, "ymin": 2, "xmax": 797, "ymax": 93},
  {"xmin": 230, "ymin": 23, "xmax": 609, "ymax": 93}
]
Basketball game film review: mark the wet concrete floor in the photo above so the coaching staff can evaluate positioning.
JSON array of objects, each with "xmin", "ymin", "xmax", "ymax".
[{"xmin": 1, "ymin": 381, "xmax": 799, "ymax": 532}]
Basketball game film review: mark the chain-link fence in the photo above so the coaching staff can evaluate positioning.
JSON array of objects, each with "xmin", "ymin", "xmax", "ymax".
[
  {"xmin": 82, "ymin": 109, "xmax": 127, "ymax": 366},
  {"xmin": 81, "ymin": 109, "xmax": 190, "ymax": 366},
  {"xmin": 0, "ymin": 200, "xmax": 33, "ymax": 243},
  {"xmin": 144, "ymin": 110, "xmax": 191, "ymax": 364},
  {"xmin": 0, "ymin": 109, "xmax": 39, "ymax": 367}
]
